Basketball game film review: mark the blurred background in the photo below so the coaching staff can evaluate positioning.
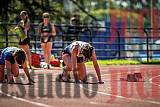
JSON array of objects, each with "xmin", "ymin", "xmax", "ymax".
[{"xmin": 0, "ymin": 0, "xmax": 160, "ymax": 62}]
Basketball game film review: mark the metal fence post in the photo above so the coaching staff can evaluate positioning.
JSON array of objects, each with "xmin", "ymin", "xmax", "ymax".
[
  {"xmin": 3, "ymin": 24, "xmax": 8, "ymax": 47},
  {"xmin": 88, "ymin": 28, "xmax": 92, "ymax": 45},
  {"xmin": 116, "ymin": 29, "xmax": 121, "ymax": 59},
  {"xmin": 144, "ymin": 28, "xmax": 149, "ymax": 63}
]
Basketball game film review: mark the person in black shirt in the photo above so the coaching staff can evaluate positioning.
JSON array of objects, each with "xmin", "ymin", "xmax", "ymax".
[
  {"xmin": 65, "ymin": 16, "xmax": 81, "ymax": 42},
  {"xmin": 38, "ymin": 12, "xmax": 56, "ymax": 69}
]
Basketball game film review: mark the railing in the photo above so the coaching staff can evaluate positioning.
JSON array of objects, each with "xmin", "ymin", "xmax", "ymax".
[{"xmin": 0, "ymin": 22, "xmax": 160, "ymax": 63}]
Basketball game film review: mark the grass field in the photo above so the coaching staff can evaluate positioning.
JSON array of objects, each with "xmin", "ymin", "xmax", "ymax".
[{"xmin": 86, "ymin": 59, "xmax": 160, "ymax": 65}]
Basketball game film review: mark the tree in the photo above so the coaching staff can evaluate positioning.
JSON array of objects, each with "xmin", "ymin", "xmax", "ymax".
[{"xmin": 0, "ymin": 0, "xmax": 159, "ymax": 23}]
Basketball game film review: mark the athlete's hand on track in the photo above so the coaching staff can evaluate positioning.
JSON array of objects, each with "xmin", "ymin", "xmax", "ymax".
[
  {"xmin": 28, "ymin": 78, "xmax": 35, "ymax": 84},
  {"xmin": 98, "ymin": 81, "xmax": 104, "ymax": 84}
]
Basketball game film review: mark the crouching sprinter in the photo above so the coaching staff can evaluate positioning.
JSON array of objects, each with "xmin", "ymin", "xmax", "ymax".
[
  {"xmin": 57, "ymin": 41, "xmax": 104, "ymax": 84},
  {"xmin": 0, "ymin": 47, "xmax": 34, "ymax": 84}
]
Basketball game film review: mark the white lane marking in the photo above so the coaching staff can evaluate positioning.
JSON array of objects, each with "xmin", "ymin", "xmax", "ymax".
[
  {"xmin": 80, "ymin": 73, "xmax": 160, "ymax": 105},
  {"xmin": 80, "ymin": 84, "xmax": 160, "ymax": 105},
  {"xmin": 0, "ymin": 85, "xmax": 55, "ymax": 107},
  {"xmin": 1, "ymin": 70, "xmax": 159, "ymax": 106},
  {"xmin": 89, "ymin": 101, "xmax": 106, "ymax": 105},
  {"xmin": 149, "ymin": 75, "xmax": 160, "ymax": 86}
]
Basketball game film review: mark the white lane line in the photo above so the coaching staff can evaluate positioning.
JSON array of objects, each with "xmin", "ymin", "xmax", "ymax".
[
  {"xmin": 80, "ymin": 73, "xmax": 160, "ymax": 105},
  {"xmin": 149, "ymin": 75, "xmax": 160, "ymax": 86},
  {"xmin": 0, "ymin": 85, "xmax": 55, "ymax": 107},
  {"xmin": 0, "ymin": 70, "xmax": 159, "ymax": 106},
  {"xmin": 0, "ymin": 72, "xmax": 61, "ymax": 107},
  {"xmin": 89, "ymin": 101, "xmax": 106, "ymax": 105},
  {"xmin": 80, "ymin": 84, "xmax": 160, "ymax": 105}
]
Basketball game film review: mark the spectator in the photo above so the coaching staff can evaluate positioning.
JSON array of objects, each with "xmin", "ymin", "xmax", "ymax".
[{"xmin": 65, "ymin": 16, "xmax": 81, "ymax": 43}]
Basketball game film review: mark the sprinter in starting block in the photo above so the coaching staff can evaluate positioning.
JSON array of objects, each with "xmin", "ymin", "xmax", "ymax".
[
  {"xmin": 0, "ymin": 47, "xmax": 35, "ymax": 84},
  {"xmin": 56, "ymin": 41, "xmax": 104, "ymax": 84}
]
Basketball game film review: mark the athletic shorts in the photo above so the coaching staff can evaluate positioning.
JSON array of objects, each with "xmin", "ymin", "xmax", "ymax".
[
  {"xmin": 0, "ymin": 60, "xmax": 4, "ymax": 65},
  {"xmin": 41, "ymin": 35, "xmax": 54, "ymax": 43},
  {"xmin": 62, "ymin": 50, "xmax": 84, "ymax": 63},
  {"xmin": 19, "ymin": 38, "xmax": 30, "ymax": 45}
]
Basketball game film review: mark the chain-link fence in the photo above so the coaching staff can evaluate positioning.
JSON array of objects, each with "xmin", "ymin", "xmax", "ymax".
[{"xmin": 0, "ymin": 22, "xmax": 160, "ymax": 63}]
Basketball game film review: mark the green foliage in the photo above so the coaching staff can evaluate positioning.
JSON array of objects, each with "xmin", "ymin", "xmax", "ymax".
[
  {"xmin": 0, "ymin": 25, "xmax": 19, "ymax": 48},
  {"xmin": 90, "ymin": 9, "xmax": 107, "ymax": 19},
  {"xmin": 0, "ymin": 0, "xmax": 159, "ymax": 23},
  {"xmin": 0, "ymin": 0, "xmax": 159, "ymax": 49},
  {"xmin": 0, "ymin": 25, "xmax": 6, "ymax": 48},
  {"xmin": 7, "ymin": 25, "xmax": 19, "ymax": 47}
]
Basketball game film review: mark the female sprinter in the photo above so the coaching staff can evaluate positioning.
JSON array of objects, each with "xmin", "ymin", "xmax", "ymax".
[
  {"xmin": 17, "ymin": 10, "xmax": 32, "ymax": 69},
  {"xmin": 0, "ymin": 47, "xmax": 35, "ymax": 83},
  {"xmin": 57, "ymin": 41, "xmax": 104, "ymax": 84},
  {"xmin": 38, "ymin": 12, "xmax": 56, "ymax": 69}
]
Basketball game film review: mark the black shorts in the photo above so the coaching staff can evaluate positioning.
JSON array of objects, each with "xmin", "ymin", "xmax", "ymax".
[
  {"xmin": 19, "ymin": 38, "xmax": 30, "ymax": 45},
  {"xmin": 0, "ymin": 60, "xmax": 4, "ymax": 65},
  {"xmin": 62, "ymin": 50, "xmax": 84, "ymax": 63},
  {"xmin": 77, "ymin": 56, "xmax": 84, "ymax": 63},
  {"xmin": 41, "ymin": 35, "xmax": 54, "ymax": 43}
]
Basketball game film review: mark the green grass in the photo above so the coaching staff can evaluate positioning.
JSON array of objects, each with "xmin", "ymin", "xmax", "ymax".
[
  {"xmin": 141, "ymin": 60, "xmax": 160, "ymax": 64},
  {"xmin": 86, "ymin": 59, "xmax": 160, "ymax": 66},
  {"xmin": 85, "ymin": 59, "xmax": 141, "ymax": 65}
]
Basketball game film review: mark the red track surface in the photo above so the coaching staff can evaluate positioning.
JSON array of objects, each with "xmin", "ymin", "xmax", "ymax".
[{"xmin": 0, "ymin": 65, "xmax": 160, "ymax": 107}]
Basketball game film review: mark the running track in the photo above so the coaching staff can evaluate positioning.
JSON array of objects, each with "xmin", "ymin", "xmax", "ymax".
[{"xmin": 0, "ymin": 65, "xmax": 160, "ymax": 107}]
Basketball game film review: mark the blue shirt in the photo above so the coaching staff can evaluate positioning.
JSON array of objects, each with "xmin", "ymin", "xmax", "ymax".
[{"xmin": 0, "ymin": 47, "xmax": 19, "ymax": 65}]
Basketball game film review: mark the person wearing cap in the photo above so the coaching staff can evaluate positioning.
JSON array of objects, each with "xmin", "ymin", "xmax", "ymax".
[
  {"xmin": 38, "ymin": 12, "xmax": 56, "ymax": 69},
  {"xmin": 0, "ymin": 47, "xmax": 35, "ymax": 84},
  {"xmin": 65, "ymin": 16, "xmax": 81, "ymax": 43},
  {"xmin": 15, "ymin": 10, "xmax": 32, "ymax": 69},
  {"xmin": 57, "ymin": 41, "xmax": 104, "ymax": 84}
]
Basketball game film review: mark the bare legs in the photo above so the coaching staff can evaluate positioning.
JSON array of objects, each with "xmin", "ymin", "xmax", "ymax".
[
  {"xmin": 41, "ymin": 42, "xmax": 52, "ymax": 69},
  {"xmin": 62, "ymin": 54, "xmax": 87, "ymax": 82},
  {"xmin": 19, "ymin": 44, "xmax": 32, "ymax": 68}
]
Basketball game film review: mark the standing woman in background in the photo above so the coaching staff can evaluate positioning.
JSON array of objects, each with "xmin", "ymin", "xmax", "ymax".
[
  {"xmin": 17, "ymin": 10, "xmax": 32, "ymax": 69},
  {"xmin": 38, "ymin": 12, "xmax": 56, "ymax": 69}
]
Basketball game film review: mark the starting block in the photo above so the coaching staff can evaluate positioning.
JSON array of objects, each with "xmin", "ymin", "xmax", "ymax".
[{"xmin": 120, "ymin": 73, "xmax": 143, "ymax": 82}]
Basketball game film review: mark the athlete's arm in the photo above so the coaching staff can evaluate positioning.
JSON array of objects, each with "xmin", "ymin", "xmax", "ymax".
[
  {"xmin": 51, "ymin": 24, "xmax": 56, "ymax": 36},
  {"xmin": 22, "ymin": 60, "xmax": 35, "ymax": 83},
  {"xmin": 38, "ymin": 24, "xmax": 42, "ymax": 36},
  {"xmin": 71, "ymin": 45, "xmax": 79, "ymax": 83},
  {"xmin": 92, "ymin": 49, "xmax": 104, "ymax": 84},
  {"xmin": 24, "ymin": 19, "xmax": 30, "ymax": 31}
]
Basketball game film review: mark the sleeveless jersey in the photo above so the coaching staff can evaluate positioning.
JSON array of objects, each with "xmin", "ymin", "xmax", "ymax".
[
  {"xmin": 40, "ymin": 23, "xmax": 52, "ymax": 33},
  {"xmin": 0, "ymin": 47, "xmax": 20, "ymax": 64},
  {"xmin": 63, "ymin": 41, "xmax": 89, "ymax": 55}
]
